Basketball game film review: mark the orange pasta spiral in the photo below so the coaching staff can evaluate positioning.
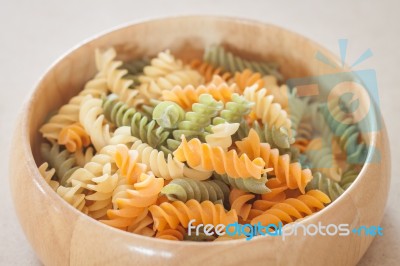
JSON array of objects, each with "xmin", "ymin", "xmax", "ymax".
[
  {"xmin": 251, "ymin": 178, "xmax": 288, "ymax": 213},
  {"xmin": 148, "ymin": 199, "xmax": 238, "ymax": 231},
  {"xmin": 190, "ymin": 59, "xmax": 231, "ymax": 83},
  {"xmin": 234, "ymin": 69, "xmax": 265, "ymax": 93},
  {"xmin": 236, "ymin": 129, "xmax": 312, "ymax": 193},
  {"xmin": 173, "ymin": 135, "xmax": 266, "ymax": 179},
  {"xmin": 250, "ymin": 190, "xmax": 331, "ymax": 226},
  {"xmin": 229, "ymin": 188, "xmax": 255, "ymax": 221},
  {"xmin": 155, "ymin": 225, "xmax": 186, "ymax": 241},
  {"xmin": 58, "ymin": 122, "xmax": 91, "ymax": 153},
  {"xmin": 162, "ymin": 80, "xmax": 235, "ymax": 110},
  {"xmin": 114, "ymin": 144, "xmax": 147, "ymax": 184},
  {"xmin": 103, "ymin": 172, "xmax": 163, "ymax": 229}
]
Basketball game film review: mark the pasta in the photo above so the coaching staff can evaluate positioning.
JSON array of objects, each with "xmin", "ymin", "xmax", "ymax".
[
  {"xmin": 251, "ymin": 190, "xmax": 331, "ymax": 226},
  {"xmin": 243, "ymin": 85, "xmax": 292, "ymax": 134},
  {"xmin": 95, "ymin": 48, "xmax": 141, "ymax": 106},
  {"xmin": 204, "ymin": 44, "xmax": 282, "ymax": 80},
  {"xmin": 205, "ymin": 123, "xmax": 239, "ymax": 150},
  {"xmin": 161, "ymin": 79, "xmax": 236, "ymax": 110},
  {"xmin": 58, "ymin": 122, "xmax": 91, "ymax": 153},
  {"xmin": 234, "ymin": 69, "xmax": 265, "ymax": 93},
  {"xmin": 41, "ymin": 143, "xmax": 79, "ymax": 186},
  {"xmin": 39, "ymin": 76, "xmax": 108, "ymax": 141},
  {"xmin": 102, "ymin": 94, "xmax": 169, "ymax": 149},
  {"xmin": 79, "ymin": 95, "xmax": 111, "ymax": 152},
  {"xmin": 172, "ymin": 94, "xmax": 223, "ymax": 141},
  {"xmin": 38, "ymin": 162, "xmax": 59, "ymax": 191},
  {"xmin": 138, "ymin": 50, "xmax": 203, "ymax": 100},
  {"xmin": 148, "ymin": 199, "xmax": 238, "ymax": 231},
  {"xmin": 160, "ymin": 178, "xmax": 230, "ymax": 204},
  {"xmin": 173, "ymin": 135, "xmax": 267, "ymax": 179},
  {"xmin": 213, "ymin": 173, "xmax": 270, "ymax": 194},
  {"xmin": 306, "ymin": 172, "xmax": 344, "ymax": 201},
  {"xmin": 37, "ymin": 45, "xmax": 365, "ymax": 241},
  {"xmin": 306, "ymin": 138, "xmax": 342, "ymax": 182},
  {"xmin": 320, "ymin": 102, "xmax": 368, "ymax": 164},
  {"xmin": 236, "ymin": 129, "xmax": 312, "ymax": 193},
  {"xmin": 190, "ymin": 59, "xmax": 231, "ymax": 83},
  {"xmin": 130, "ymin": 139, "xmax": 185, "ymax": 180},
  {"xmin": 213, "ymin": 93, "xmax": 253, "ymax": 124},
  {"xmin": 229, "ymin": 188, "xmax": 255, "ymax": 221}
]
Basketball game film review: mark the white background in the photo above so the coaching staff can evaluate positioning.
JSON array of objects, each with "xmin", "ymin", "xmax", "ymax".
[{"xmin": 0, "ymin": 0, "xmax": 399, "ymax": 265}]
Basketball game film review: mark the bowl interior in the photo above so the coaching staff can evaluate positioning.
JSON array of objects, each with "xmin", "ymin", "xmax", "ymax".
[{"xmin": 28, "ymin": 16, "xmax": 379, "ymax": 235}]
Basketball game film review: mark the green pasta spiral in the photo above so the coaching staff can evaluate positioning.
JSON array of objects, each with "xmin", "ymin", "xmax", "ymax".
[
  {"xmin": 288, "ymin": 90, "xmax": 309, "ymax": 137},
  {"xmin": 152, "ymin": 101, "xmax": 185, "ymax": 129},
  {"xmin": 172, "ymin": 94, "xmax": 223, "ymax": 141},
  {"xmin": 204, "ymin": 44, "xmax": 282, "ymax": 81},
  {"xmin": 213, "ymin": 173, "xmax": 270, "ymax": 194},
  {"xmin": 102, "ymin": 94, "xmax": 169, "ymax": 149},
  {"xmin": 306, "ymin": 172, "xmax": 344, "ymax": 201},
  {"xmin": 213, "ymin": 93, "xmax": 253, "ymax": 124},
  {"xmin": 320, "ymin": 103, "xmax": 368, "ymax": 164},
  {"xmin": 120, "ymin": 58, "xmax": 149, "ymax": 87},
  {"xmin": 41, "ymin": 143, "xmax": 78, "ymax": 186},
  {"xmin": 160, "ymin": 178, "xmax": 230, "ymax": 205},
  {"xmin": 339, "ymin": 167, "xmax": 359, "ymax": 190}
]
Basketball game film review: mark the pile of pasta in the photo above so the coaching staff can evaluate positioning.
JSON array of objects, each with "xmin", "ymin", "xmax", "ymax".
[{"xmin": 38, "ymin": 45, "xmax": 366, "ymax": 241}]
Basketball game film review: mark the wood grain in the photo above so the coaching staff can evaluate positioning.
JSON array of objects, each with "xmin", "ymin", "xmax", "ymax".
[{"xmin": 9, "ymin": 16, "xmax": 390, "ymax": 266}]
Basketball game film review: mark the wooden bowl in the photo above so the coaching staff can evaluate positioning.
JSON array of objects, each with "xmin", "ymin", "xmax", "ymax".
[{"xmin": 9, "ymin": 16, "xmax": 390, "ymax": 266}]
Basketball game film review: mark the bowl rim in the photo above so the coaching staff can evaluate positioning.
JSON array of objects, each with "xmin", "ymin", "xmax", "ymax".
[{"xmin": 20, "ymin": 15, "xmax": 382, "ymax": 245}]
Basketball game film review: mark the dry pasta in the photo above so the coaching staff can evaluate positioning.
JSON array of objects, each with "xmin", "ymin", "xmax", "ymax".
[{"xmin": 36, "ymin": 45, "xmax": 366, "ymax": 241}]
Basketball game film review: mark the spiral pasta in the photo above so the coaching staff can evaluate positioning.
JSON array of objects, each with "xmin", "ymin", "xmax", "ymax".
[
  {"xmin": 41, "ymin": 143, "xmax": 79, "ymax": 186},
  {"xmin": 293, "ymin": 120, "xmax": 313, "ymax": 153},
  {"xmin": 85, "ymin": 163, "xmax": 119, "ymax": 219},
  {"xmin": 174, "ymin": 135, "xmax": 266, "ymax": 179},
  {"xmin": 236, "ymin": 129, "xmax": 312, "ymax": 193},
  {"xmin": 229, "ymin": 188, "xmax": 255, "ymax": 221},
  {"xmin": 287, "ymin": 90, "xmax": 309, "ymax": 137},
  {"xmin": 205, "ymin": 123, "xmax": 239, "ymax": 150},
  {"xmin": 103, "ymin": 172, "xmax": 164, "ymax": 230},
  {"xmin": 79, "ymin": 96, "xmax": 111, "ymax": 152},
  {"xmin": 251, "ymin": 178, "xmax": 288, "ymax": 213},
  {"xmin": 234, "ymin": 69, "xmax": 265, "ymax": 93},
  {"xmin": 38, "ymin": 162, "xmax": 59, "ymax": 191},
  {"xmin": 102, "ymin": 94, "xmax": 169, "ymax": 149},
  {"xmin": 306, "ymin": 138, "xmax": 342, "ymax": 182},
  {"xmin": 156, "ymin": 225, "xmax": 186, "ymax": 241},
  {"xmin": 148, "ymin": 199, "xmax": 238, "ymax": 231},
  {"xmin": 190, "ymin": 59, "xmax": 231, "ymax": 83},
  {"xmin": 37, "ymin": 45, "xmax": 359, "ymax": 241},
  {"xmin": 172, "ymin": 94, "xmax": 223, "ymax": 141},
  {"xmin": 39, "ymin": 76, "xmax": 108, "ymax": 141},
  {"xmin": 67, "ymin": 127, "xmax": 137, "ymax": 189},
  {"xmin": 57, "ymin": 122, "xmax": 91, "ymax": 153},
  {"xmin": 130, "ymin": 139, "xmax": 185, "ymax": 180},
  {"xmin": 57, "ymin": 184, "xmax": 88, "ymax": 214},
  {"xmin": 138, "ymin": 50, "xmax": 203, "ymax": 100},
  {"xmin": 251, "ymin": 190, "xmax": 331, "ymax": 226},
  {"xmin": 306, "ymin": 172, "xmax": 344, "ymax": 201},
  {"xmin": 339, "ymin": 167, "xmax": 360, "ymax": 190},
  {"xmin": 160, "ymin": 178, "xmax": 230, "ymax": 204},
  {"xmin": 213, "ymin": 93, "xmax": 253, "ymax": 124},
  {"xmin": 243, "ymin": 85, "xmax": 292, "ymax": 134},
  {"xmin": 204, "ymin": 44, "xmax": 282, "ymax": 80},
  {"xmin": 95, "ymin": 48, "xmax": 141, "ymax": 106},
  {"xmin": 320, "ymin": 102, "xmax": 368, "ymax": 164},
  {"xmin": 161, "ymin": 80, "xmax": 235, "ymax": 110},
  {"xmin": 213, "ymin": 173, "xmax": 270, "ymax": 194}
]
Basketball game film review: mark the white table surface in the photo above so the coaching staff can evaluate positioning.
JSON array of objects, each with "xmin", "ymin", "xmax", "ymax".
[{"xmin": 1, "ymin": 0, "xmax": 399, "ymax": 265}]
